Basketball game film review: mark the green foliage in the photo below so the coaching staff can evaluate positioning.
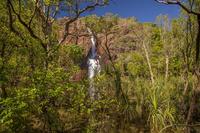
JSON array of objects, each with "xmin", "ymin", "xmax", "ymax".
[
  {"xmin": 0, "ymin": 88, "xmax": 36, "ymax": 132},
  {"xmin": 65, "ymin": 44, "xmax": 84, "ymax": 64},
  {"xmin": 1, "ymin": 0, "xmax": 199, "ymax": 132},
  {"xmin": 84, "ymin": 13, "xmax": 118, "ymax": 34},
  {"xmin": 127, "ymin": 52, "xmax": 148, "ymax": 77},
  {"xmin": 147, "ymin": 80, "xmax": 176, "ymax": 132}
]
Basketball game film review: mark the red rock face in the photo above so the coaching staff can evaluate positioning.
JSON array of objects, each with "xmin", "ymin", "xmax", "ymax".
[{"xmin": 57, "ymin": 18, "xmax": 113, "ymax": 60}]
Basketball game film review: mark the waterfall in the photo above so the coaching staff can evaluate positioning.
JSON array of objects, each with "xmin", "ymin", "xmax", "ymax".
[{"xmin": 87, "ymin": 28, "xmax": 101, "ymax": 100}]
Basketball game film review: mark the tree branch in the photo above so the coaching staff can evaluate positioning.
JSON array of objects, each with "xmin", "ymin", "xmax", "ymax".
[
  {"xmin": 154, "ymin": 0, "xmax": 200, "ymax": 63},
  {"xmin": 7, "ymin": 0, "xmax": 46, "ymax": 49},
  {"xmin": 154, "ymin": 0, "xmax": 200, "ymax": 15},
  {"xmin": 28, "ymin": 0, "xmax": 39, "ymax": 27},
  {"xmin": 6, "ymin": 0, "xmax": 24, "ymax": 41},
  {"xmin": 59, "ymin": 1, "xmax": 107, "ymax": 44}
]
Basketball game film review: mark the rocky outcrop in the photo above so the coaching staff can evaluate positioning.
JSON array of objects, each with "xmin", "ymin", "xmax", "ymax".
[{"xmin": 57, "ymin": 17, "xmax": 139, "ymax": 81}]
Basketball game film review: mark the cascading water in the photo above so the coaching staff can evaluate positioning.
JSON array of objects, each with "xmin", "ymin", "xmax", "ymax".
[{"xmin": 87, "ymin": 28, "xmax": 101, "ymax": 100}]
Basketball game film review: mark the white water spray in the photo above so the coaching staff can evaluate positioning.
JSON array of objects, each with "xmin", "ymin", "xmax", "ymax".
[{"xmin": 87, "ymin": 28, "xmax": 101, "ymax": 100}]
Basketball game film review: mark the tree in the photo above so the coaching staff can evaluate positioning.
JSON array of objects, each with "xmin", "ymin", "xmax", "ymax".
[
  {"xmin": 1, "ymin": 0, "xmax": 109, "ymax": 132},
  {"xmin": 154, "ymin": 0, "xmax": 200, "ymax": 63},
  {"xmin": 155, "ymin": 0, "xmax": 200, "ymax": 131},
  {"xmin": 6, "ymin": 0, "xmax": 108, "ymax": 70}
]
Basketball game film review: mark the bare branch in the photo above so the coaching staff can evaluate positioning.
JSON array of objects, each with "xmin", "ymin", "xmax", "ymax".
[
  {"xmin": 59, "ymin": 1, "xmax": 107, "ymax": 44},
  {"xmin": 154, "ymin": 0, "xmax": 200, "ymax": 15},
  {"xmin": 51, "ymin": 4, "xmax": 60, "ymax": 23}
]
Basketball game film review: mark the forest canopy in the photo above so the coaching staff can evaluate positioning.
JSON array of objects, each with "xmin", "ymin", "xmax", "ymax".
[{"xmin": 1, "ymin": 0, "xmax": 200, "ymax": 133}]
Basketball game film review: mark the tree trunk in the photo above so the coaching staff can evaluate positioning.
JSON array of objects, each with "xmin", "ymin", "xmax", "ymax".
[
  {"xmin": 185, "ymin": 14, "xmax": 200, "ymax": 133},
  {"xmin": 186, "ymin": 69, "xmax": 200, "ymax": 132},
  {"xmin": 165, "ymin": 54, "xmax": 169, "ymax": 82},
  {"xmin": 183, "ymin": 69, "xmax": 189, "ymax": 96},
  {"xmin": 1, "ymin": 84, "xmax": 7, "ymax": 98},
  {"xmin": 142, "ymin": 41, "xmax": 154, "ymax": 84},
  {"xmin": 0, "ymin": 42, "xmax": 7, "ymax": 98},
  {"xmin": 103, "ymin": 34, "xmax": 127, "ymax": 103},
  {"xmin": 195, "ymin": 15, "xmax": 200, "ymax": 63}
]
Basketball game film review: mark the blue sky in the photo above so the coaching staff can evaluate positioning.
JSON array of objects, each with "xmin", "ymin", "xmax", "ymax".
[{"xmin": 86, "ymin": 0, "xmax": 180, "ymax": 22}]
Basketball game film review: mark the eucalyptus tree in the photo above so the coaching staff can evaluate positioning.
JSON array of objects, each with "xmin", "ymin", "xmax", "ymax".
[
  {"xmin": 155, "ymin": 0, "xmax": 200, "ymax": 130},
  {"xmin": 156, "ymin": 15, "xmax": 174, "ymax": 82},
  {"xmin": 1, "ymin": 0, "xmax": 109, "ymax": 131},
  {"xmin": 6, "ymin": 0, "xmax": 109, "ymax": 70},
  {"xmin": 0, "ymin": 0, "xmax": 26, "ymax": 98}
]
